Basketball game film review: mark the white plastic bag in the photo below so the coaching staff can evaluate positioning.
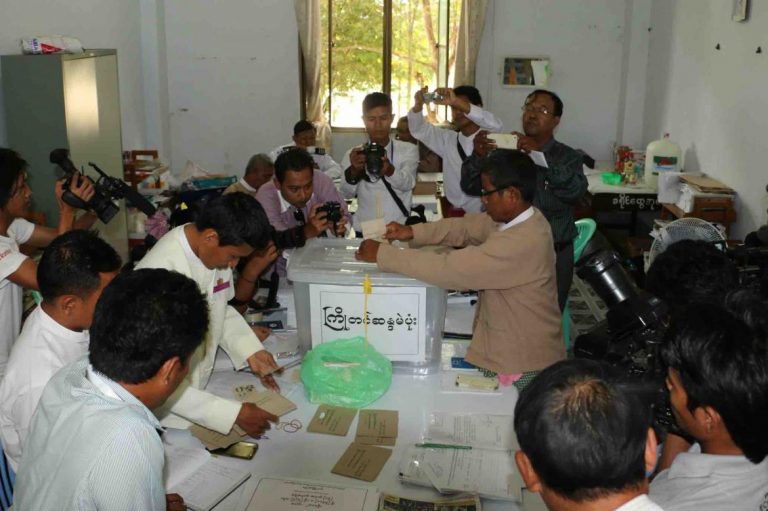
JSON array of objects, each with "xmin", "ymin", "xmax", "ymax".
[{"xmin": 20, "ymin": 36, "xmax": 84, "ymax": 55}]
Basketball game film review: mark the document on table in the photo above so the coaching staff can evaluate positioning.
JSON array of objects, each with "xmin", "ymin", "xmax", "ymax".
[
  {"xmin": 235, "ymin": 388, "xmax": 298, "ymax": 417},
  {"xmin": 332, "ymin": 443, "xmax": 393, "ymax": 482},
  {"xmin": 422, "ymin": 412, "xmax": 518, "ymax": 451},
  {"xmin": 529, "ymin": 151, "xmax": 548, "ymax": 168},
  {"xmin": 398, "ymin": 446, "xmax": 521, "ymax": 501},
  {"xmin": 164, "ymin": 443, "xmax": 251, "ymax": 511},
  {"xmin": 190, "ymin": 424, "xmax": 243, "ymax": 450},
  {"xmin": 355, "ymin": 410, "xmax": 398, "ymax": 446},
  {"xmin": 245, "ymin": 476, "xmax": 379, "ymax": 511},
  {"xmin": 308, "ymin": 405, "xmax": 358, "ymax": 436}
]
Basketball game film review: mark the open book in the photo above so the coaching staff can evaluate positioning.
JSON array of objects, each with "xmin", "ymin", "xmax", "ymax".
[
  {"xmin": 164, "ymin": 443, "xmax": 251, "ymax": 511},
  {"xmin": 398, "ymin": 413, "xmax": 524, "ymax": 501}
]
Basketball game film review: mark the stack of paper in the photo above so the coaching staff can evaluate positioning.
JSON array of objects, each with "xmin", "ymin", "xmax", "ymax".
[
  {"xmin": 398, "ymin": 413, "xmax": 524, "ymax": 501},
  {"xmin": 164, "ymin": 443, "xmax": 251, "ymax": 511}
]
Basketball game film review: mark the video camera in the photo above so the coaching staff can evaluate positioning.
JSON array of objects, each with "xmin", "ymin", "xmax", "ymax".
[
  {"xmin": 50, "ymin": 148, "xmax": 156, "ymax": 224},
  {"xmin": 572, "ymin": 240, "xmax": 678, "ymax": 435}
]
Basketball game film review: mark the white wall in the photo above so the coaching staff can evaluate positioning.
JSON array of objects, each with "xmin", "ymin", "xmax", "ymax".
[
  {"xmin": 0, "ymin": 0, "xmax": 146, "ymax": 151},
  {"xmin": 160, "ymin": 0, "xmax": 300, "ymax": 176},
  {"xmin": 643, "ymin": 0, "xmax": 768, "ymax": 238},
  {"xmin": 475, "ymin": 0, "xmax": 648, "ymax": 161}
]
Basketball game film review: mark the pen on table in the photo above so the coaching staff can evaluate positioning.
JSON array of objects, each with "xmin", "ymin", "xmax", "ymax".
[{"xmin": 414, "ymin": 443, "xmax": 472, "ymax": 450}]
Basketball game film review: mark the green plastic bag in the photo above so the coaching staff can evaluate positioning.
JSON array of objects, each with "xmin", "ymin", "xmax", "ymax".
[{"xmin": 301, "ymin": 337, "xmax": 392, "ymax": 408}]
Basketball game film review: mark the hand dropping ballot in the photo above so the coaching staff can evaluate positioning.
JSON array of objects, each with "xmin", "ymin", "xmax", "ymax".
[{"xmin": 360, "ymin": 218, "xmax": 387, "ymax": 241}]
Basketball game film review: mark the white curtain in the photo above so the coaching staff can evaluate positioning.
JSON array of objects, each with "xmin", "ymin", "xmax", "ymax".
[
  {"xmin": 294, "ymin": 0, "xmax": 332, "ymax": 151},
  {"xmin": 453, "ymin": 0, "xmax": 490, "ymax": 86}
]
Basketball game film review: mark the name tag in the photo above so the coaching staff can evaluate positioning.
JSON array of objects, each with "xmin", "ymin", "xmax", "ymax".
[{"xmin": 213, "ymin": 279, "xmax": 231, "ymax": 293}]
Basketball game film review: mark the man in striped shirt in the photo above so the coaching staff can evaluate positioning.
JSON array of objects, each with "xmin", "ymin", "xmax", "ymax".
[{"xmin": 14, "ymin": 269, "xmax": 207, "ymax": 511}]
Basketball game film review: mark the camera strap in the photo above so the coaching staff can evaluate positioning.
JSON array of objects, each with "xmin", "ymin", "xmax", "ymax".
[
  {"xmin": 456, "ymin": 137, "xmax": 469, "ymax": 162},
  {"xmin": 380, "ymin": 176, "xmax": 410, "ymax": 219}
]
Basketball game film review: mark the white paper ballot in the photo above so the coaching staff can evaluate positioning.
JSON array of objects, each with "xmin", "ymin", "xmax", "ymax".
[
  {"xmin": 361, "ymin": 218, "xmax": 387, "ymax": 240},
  {"xmin": 422, "ymin": 412, "xmax": 518, "ymax": 451},
  {"xmin": 246, "ymin": 477, "xmax": 379, "ymax": 511},
  {"xmin": 529, "ymin": 151, "xmax": 548, "ymax": 168}
]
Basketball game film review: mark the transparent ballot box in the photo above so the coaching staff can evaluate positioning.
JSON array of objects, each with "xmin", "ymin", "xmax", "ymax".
[{"xmin": 287, "ymin": 238, "xmax": 447, "ymax": 374}]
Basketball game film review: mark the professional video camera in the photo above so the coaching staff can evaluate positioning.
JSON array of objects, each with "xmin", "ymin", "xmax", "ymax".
[
  {"xmin": 317, "ymin": 201, "xmax": 342, "ymax": 237},
  {"xmin": 573, "ymin": 240, "xmax": 677, "ymax": 434},
  {"xmin": 50, "ymin": 148, "xmax": 156, "ymax": 224},
  {"xmin": 362, "ymin": 142, "xmax": 386, "ymax": 178}
]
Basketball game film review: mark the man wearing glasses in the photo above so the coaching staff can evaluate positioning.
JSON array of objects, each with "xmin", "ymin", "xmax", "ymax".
[
  {"xmin": 461, "ymin": 90, "xmax": 587, "ymax": 311},
  {"xmin": 356, "ymin": 150, "xmax": 564, "ymax": 388}
]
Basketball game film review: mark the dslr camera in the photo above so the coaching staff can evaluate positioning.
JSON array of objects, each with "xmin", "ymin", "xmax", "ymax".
[
  {"xmin": 50, "ymin": 148, "xmax": 156, "ymax": 224},
  {"xmin": 362, "ymin": 142, "xmax": 386, "ymax": 178},
  {"xmin": 317, "ymin": 201, "xmax": 343, "ymax": 237}
]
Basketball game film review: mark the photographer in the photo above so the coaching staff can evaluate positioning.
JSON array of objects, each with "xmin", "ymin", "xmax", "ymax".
[
  {"xmin": 255, "ymin": 148, "xmax": 349, "ymax": 276},
  {"xmin": 407, "ymin": 86, "xmax": 502, "ymax": 216},
  {"xmin": 269, "ymin": 120, "xmax": 343, "ymax": 181},
  {"xmin": 0, "ymin": 148, "xmax": 96, "ymax": 379},
  {"xmin": 649, "ymin": 293, "xmax": 768, "ymax": 510},
  {"xmin": 340, "ymin": 92, "xmax": 419, "ymax": 233}
]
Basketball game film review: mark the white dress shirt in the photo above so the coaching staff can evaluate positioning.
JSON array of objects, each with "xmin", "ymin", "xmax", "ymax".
[
  {"xmin": 498, "ymin": 206, "xmax": 535, "ymax": 232},
  {"xmin": 14, "ymin": 357, "xmax": 166, "ymax": 510},
  {"xmin": 269, "ymin": 143, "xmax": 343, "ymax": 181},
  {"xmin": 339, "ymin": 138, "xmax": 419, "ymax": 231},
  {"xmin": 650, "ymin": 444, "xmax": 768, "ymax": 511},
  {"xmin": 136, "ymin": 225, "xmax": 263, "ymax": 433},
  {"xmin": 0, "ymin": 306, "xmax": 89, "ymax": 471},
  {"xmin": 407, "ymin": 104, "xmax": 503, "ymax": 213},
  {"xmin": 615, "ymin": 494, "xmax": 665, "ymax": 511},
  {"xmin": 0, "ymin": 218, "xmax": 35, "ymax": 381}
]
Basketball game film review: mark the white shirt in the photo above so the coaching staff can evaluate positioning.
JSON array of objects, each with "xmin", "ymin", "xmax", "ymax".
[
  {"xmin": 0, "ymin": 217, "xmax": 35, "ymax": 380},
  {"xmin": 615, "ymin": 495, "xmax": 665, "ymax": 511},
  {"xmin": 14, "ymin": 357, "xmax": 166, "ymax": 510},
  {"xmin": 498, "ymin": 206, "xmax": 535, "ymax": 232},
  {"xmin": 0, "ymin": 306, "xmax": 89, "ymax": 471},
  {"xmin": 650, "ymin": 444, "xmax": 768, "ymax": 511},
  {"xmin": 238, "ymin": 177, "xmax": 258, "ymax": 193},
  {"xmin": 136, "ymin": 225, "xmax": 263, "ymax": 433},
  {"xmin": 339, "ymin": 139, "xmax": 419, "ymax": 231},
  {"xmin": 408, "ymin": 104, "xmax": 503, "ymax": 212},
  {"xmin": 269, "ymin": 143, "xmax": 343, "ymax": 181}
]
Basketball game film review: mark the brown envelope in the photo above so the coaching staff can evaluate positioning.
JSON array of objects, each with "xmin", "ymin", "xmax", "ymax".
[
  {"xmin": 355, "ymin": 409, "xmax": 398, "ymax": 446},
  {"xmin": 307, "ymin": 405, "xmax": 358, "ymax": 436},
  {"xmin": 331, "ymin": 443, "xmax": 392, "ymax": 482}
]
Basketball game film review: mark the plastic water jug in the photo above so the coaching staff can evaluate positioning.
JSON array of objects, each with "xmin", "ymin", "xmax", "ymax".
[{"xmin": 644, "ymin": 133, "xmax": 682, "ymax": 189}]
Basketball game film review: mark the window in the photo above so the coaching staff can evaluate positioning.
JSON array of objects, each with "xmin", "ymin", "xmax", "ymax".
[{"xmin": 318, "ymin": 0, "xmax": 462, "ymax": 129}]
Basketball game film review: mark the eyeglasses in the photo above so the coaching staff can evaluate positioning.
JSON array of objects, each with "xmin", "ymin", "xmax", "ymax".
[
  {"xmin": 521, "ymin": 104, "xmax": 553, "ymax": 116},
  {"xmin": 480, "ymin": 186, "xmax": 510, "ymax": 197}
]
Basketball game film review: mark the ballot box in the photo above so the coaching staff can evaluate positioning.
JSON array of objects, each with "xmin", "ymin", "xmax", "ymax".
[{"xmin": 287, "ymin": 238, "xmax": 447, "ymax": 375}]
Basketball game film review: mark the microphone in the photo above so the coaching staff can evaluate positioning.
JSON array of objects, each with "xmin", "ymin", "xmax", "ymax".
[{"xmin": 49, "ymin": 148, "xmax": 78, "ymax": 175}]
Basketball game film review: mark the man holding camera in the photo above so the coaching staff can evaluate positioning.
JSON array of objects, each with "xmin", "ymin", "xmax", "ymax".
[
  {"xmin": 0, "ymin": 148, "xmax": 97, "ymax": 380},
  {"xmin": 340, "ymin": 92, "xmax": 419, "ymax": 234},
  {"xmin": 461, "ymin": 90, "xmax": 587, "ymax": 311},
  {"xmin": 408, "ymin": 86, "xmax": 503, "ymax": 216},
  {"xmin": 269, "ymin": 120, "xmax": 343, "ymax": 181},
  {"xmin": 256, "ymin": 149, "xmax": 349, "ymax": 274}
]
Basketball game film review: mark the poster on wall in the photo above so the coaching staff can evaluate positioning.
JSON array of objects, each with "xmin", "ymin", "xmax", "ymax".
[
  {"xmin": 308, "ymin": 284, "xmax": 427, "ymax": 362},
  {"xmin": 732, "ymin": 0, "xmax": 749, "ymax": 22}
]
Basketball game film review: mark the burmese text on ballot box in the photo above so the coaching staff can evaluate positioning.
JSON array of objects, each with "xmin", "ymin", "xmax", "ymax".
[{"xmin": 288, "ymin": 238, "xmax": 446, "ymax": 374}]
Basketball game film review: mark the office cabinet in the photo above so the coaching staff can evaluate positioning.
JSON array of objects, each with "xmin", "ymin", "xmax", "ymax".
[{"xmin": 1, "ymin": 50, "xmax": 128, "ymax": 259}]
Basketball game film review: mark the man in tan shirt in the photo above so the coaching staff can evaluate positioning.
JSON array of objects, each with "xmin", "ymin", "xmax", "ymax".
[
  {"xmin": 356, "ymin": 149, "xmax": 563, "ymax": 377},
  {"xmin": 223, "ymin": 154, "xmax": 274, "ymax": 197}
]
